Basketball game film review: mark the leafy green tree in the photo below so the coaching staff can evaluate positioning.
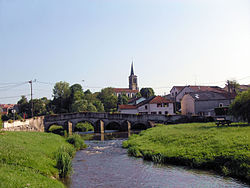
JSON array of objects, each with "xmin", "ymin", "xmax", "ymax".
[
  {"xmin": 71, "ymin": 100, "xmax": 88, "ymax": 112},
  {"xmin": 230, "ymin": 89, "xmax": 250, "ymax": 123},
  {"xmin": 17, "ymin": 95, "xmax": 30, "ymax": 117},
  {"xmin": 87, "ymin": 103, "xmax": 97, "ymax": 112},
  {"xmin": 118, "ymin": 94, "xmax": 129, "ymax": 105},
  {"xmin": 140, "ymin": 88, "xmax": 155, "ymax": 98},
  {"xmin": 97, "ymin": 88, "xmax": 118, "ymax": 112},
  {"xmin": 32, "ymin": 98, "xmax": 48, "ymax": 116},
  {"xmin": 93, "ymin": 100, "xmax": 105, "ymax": 112},
  {"xmin": 226, "ymin": 80, "xmax": 240, "ymax": 93},
  {"xmin": 52, "ymin": 81, "xmax": 71, "ymax": 113}
]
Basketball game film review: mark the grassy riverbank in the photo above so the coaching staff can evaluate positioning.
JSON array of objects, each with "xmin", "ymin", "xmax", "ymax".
[
  {"xmin": 0, "ymin": 131, "xmax": 76, "ymax": 188},
  {"xmin": 123, "ymin": 123, "xmax": 250, "ymax": 183}
]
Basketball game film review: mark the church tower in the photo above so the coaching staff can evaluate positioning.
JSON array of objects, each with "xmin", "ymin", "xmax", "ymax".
[{"xmin": 129, "ymin": 62, "xmax": 138, "ymax": 90}]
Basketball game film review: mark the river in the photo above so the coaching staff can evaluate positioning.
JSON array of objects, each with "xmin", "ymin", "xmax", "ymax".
[{"xmin": 70, "ymin": 131, "xmax": 249, "ymax": 188}]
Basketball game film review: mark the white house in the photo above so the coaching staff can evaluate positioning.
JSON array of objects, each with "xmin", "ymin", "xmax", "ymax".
[{"xmin": 118, "ymin": 96, "xmax": 174, "ymax": 115}]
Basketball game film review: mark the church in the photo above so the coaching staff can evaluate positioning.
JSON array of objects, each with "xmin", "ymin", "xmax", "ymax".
[{"xmin": 113, "ymin": 63, "xmax": 139, "ymax": 98}]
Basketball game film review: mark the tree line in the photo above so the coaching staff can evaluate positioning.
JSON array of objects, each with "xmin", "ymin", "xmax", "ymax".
[{"xmin": 7, "ymin": 81, "xmax": 155, "ymax": 119}]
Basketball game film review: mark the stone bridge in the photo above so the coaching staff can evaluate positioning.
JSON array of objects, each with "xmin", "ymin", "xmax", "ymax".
[{"xmin": 44, "ymin": 112, "xmax": 182, "ymax": 133}]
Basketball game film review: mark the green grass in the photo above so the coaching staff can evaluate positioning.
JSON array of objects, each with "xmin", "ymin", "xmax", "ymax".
[
  {"xmin": 0, "ymin": 131, "xmax": 75, "ymax": 188},
  {"xmin": 123, "ymin": 123, "xmax": 250, "ymax": 183}
]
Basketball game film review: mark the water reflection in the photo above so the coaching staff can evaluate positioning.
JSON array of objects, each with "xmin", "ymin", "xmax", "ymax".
[
  {"xmin": 70, "ymin": 131, "xmax": 248, "ymax": 188},
  {"xmin": 78, "ymin": 130, "xmax": 138, "ymax": 141}
]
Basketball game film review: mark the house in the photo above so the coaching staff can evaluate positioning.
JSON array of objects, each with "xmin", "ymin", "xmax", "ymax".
[
  {"xmin": 175, "ymin": 85, "xmax": 225, "ymax": 102},
  {"xmin": 181, "ymin": 91, "xmax": 233, "ymax": 116},
  {"xmin": 118, "ymin": 96, "xmax": 174, "ymax": 115},
  {"xmin": 128, "ymin": 97, "xmax": 146, "ymax": 105},
  {"xmin": 0, "ymin": 104, "xmax": 19, "ymax": 115},
  {"xmin": 113, "ymin": 62, "xmax": 139, "ymax": 98},
  {"xmin": 170, "ymin": 86, "xmax": 186, "ymax": 100}
]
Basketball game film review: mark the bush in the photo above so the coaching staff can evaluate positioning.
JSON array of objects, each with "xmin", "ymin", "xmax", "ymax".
[
  {"xmin": 74, "ymin": 122, "xmax": 94, "ymax": 132},
  {"xmin": 66, "ymin": 134, "xmax": 87, "ymax": 150},
  {"xmin": 230, "ymin": 89, "xmax": 250, "ymax": 123},
  {"xmin": 55, "ymin": 146, "xmax": 73, "ymax": 178},
  {"xmin": 48, "ymin": 125, "xmax": 64, "ymax": 136}
]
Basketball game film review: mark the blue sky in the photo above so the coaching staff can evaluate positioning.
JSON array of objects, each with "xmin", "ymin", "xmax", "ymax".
[{"xmin": 0, "ymin": 0, "xmax": 250, "ymax": 103}]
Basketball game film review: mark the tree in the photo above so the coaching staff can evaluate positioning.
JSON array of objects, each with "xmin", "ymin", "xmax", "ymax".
[
  {"xmin": 52, "ymin": 81, "xmax": 71, "ymax": 113},
  {"xmin": 87, "ymin": 103, "xmax": 97, "ymax": 112},
  {"xmin": 226, "ymin": 80, "xmax": 240, "ymax": 94},
  {"xmin": 118, "ymin": 94, "xmax": 129, "ymax": 105},
  {"xmin": 140, "ymin": 88, "xmax": 155, "ymax": 98},
  {"xmin": 93, "ymin": 100, "xmax": 105, "ymax": 112},
  {"xmin": 230, "ymin": 89, "xmax": 250, "ymax": 123},
  {"xmin": 17, "ymin": 95, "xmax": 30, "ymax": 117},
  {"xmin": 71, "ymin": 100, "xmax": 88, "ymax": 112},
  {"xmin": 32, "ymin": 98, "xmax": 48, "ymax": 116},
  {"xmin": 97, "ymin": 88, "xmax": 118, "ymax": 112}
]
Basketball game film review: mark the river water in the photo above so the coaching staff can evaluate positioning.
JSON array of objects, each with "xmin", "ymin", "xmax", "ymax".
[{"xmin": 70, "ymin": 131, "xmax": 249, "ymax": 188}]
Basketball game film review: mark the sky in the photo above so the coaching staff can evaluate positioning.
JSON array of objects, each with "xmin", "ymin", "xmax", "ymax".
[{"xmin": 0, "ymin": 0, "xmax": 250, "ymax": 104}]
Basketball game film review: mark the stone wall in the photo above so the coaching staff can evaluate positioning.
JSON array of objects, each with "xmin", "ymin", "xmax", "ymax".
[{"xmin": 2, "ymin": 116, "xmax": 45, "ymax": 132}]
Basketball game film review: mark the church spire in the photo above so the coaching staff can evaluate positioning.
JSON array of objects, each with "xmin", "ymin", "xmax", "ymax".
[{"xmin": 130, "ymin": 61, "xmax": 134, "ymax": 76}]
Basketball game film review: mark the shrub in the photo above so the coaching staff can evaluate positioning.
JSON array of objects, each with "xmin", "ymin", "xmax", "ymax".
[
  {"xmin": 74, "ymin": 122, "xmax": 94, "ymax": 132},
  {"xmin": 66, "ymin": 134, "xmax": 87, "ymax": 150},
  {"xmin": 55, "ymin": 146, "xmax": 73, "ymax": 178},
  {"xmin": 48, "ymin": 125, "xmax": 64, "ymax": 136}
]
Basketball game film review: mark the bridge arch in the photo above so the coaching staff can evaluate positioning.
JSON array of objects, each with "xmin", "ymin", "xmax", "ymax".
[
  {"xmin": 105, "ymin": 121, "xmax": 121, "ymax": 131},
  {"xmin": 131, "ymin": 121, "xmax": 148, "ymax": 130},
  {"xmin": 73, "ymin": 119, "xmax": 95, "ymax": 132}
]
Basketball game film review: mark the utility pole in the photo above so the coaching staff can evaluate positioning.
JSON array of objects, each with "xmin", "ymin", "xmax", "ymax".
[
  {"xmin": 227, "ymin": 80, "xmax": 231, "ymax": 105},
  {"xmin": 29, "ymin": 80, "xmax": 34, "ymax": 117}
]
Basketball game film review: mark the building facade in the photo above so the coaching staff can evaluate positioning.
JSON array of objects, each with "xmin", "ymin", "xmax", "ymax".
[
  {"xmin": 119, "ymin": 96, "xmax": 174, "ymax": 115},
  {"xmin": 181, "ymin": 91, "xmax": 232, "ymax": 116}
]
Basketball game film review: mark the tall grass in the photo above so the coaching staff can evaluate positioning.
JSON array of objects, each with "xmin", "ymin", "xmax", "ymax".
[
  {"xmin": 123, "ymin": 123, "xmax": 250, "ymax": 184},
  {"xmin": 55, "ymin": 146, "xmax": 74, "ymax": 178},
  {"xmin": 66, "ymin": 134, "xmax": 87, "ymax": 150},
  {"xmin": 0, "ymin": 131, "xmax": 74, "ymax": 188}
]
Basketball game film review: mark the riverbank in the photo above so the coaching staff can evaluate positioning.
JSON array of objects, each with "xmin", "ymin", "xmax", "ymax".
[
  {"xmin": 0, "ymin": 131, "xmax": 75, "ymax": 188},
  {"xmin": 123, "ymin": 123, "xmax": 250, "ymax": 184}
]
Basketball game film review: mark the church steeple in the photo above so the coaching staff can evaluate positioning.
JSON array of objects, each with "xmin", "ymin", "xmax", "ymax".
[
  {"xmin": 130, "ymin": 62, "xmax": 134, "ymax": 76},
  {"xmin": 129, "ymin": 62, "xmax": 138, "ymax": 90}
]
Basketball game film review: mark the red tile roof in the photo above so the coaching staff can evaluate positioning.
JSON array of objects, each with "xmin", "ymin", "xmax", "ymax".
[
  {"xmin": 113, "ymin": 88, "xmax": 139, "ymax": 93},
  {"xmin": 149, "ymin": 96, "xmax": 171, "ymax": 104},
  {"xmin": 119, "ymin": 104, "xmax": 137, "ymax": 109}
]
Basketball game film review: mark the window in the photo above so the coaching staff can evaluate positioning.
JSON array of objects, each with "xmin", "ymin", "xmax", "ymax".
[
  {"xmin": 157, "ymin": 103, "xmax": 162, "ymax": 107},
  {"xmin": 151, "ymin": 112, "xmax": 157, "ymax": 114},
  {"xmin": 165, "ymin": 111, "xmax": 168, "ymax": 115},
  {"xmin": 164, "ymin": 103, "xmax": 169, "ymax": 107},
  {"xmin": 145, "ymin": 105, "xmax": 148, "ymax": 110},
  {"xmin": 158, "ymin": 111, "xmax": 162, "ymax": 115},
  {"xmin": 219, "ymin": 103, "xmax": 223, "ymax": 107}
]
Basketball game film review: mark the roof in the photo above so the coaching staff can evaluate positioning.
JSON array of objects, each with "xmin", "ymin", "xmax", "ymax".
[
  {"xmin": 119, "ymin": 104, "xmax": 137, "ymax": 110},
  {"xmin": 113, "ymin": 88, "xmax": 139, "ymax": 93},
  {"xmin": 170, "ymin": 86, "xmax": 185, "ymax": 92},
  {"xmin": 188, "ymin": 91, "xmax": 231, "ymax": 101},
  {"xmin": 188, "ymin": 85, "xmax": 225, "ymax": 93},
  {"xmin": 137, "ymin": 96, "xmax": 172, "ymax": 107},
  {"xmin": 0, "ymin": 104, "xmax": 16, "ymax": 109},
  {"xmin": 149, "ymin": 96, "xmax": 170, "ymax": 104}
]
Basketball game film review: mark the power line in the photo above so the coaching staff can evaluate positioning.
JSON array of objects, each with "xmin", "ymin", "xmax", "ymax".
[{"xmin": 0, "ymin": 94, "xmax": 30, "ymax": 99}]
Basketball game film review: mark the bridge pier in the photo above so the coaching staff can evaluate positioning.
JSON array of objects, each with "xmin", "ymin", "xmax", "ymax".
[
  {"xmin": 95, "ymin": 120, "xmax": 105, "ymax": 134},
  {"xmin": 120, "ymin": 121, "xmax": 131, "ymax": 132},
  {"xmin": 68, "ymin": 121, "xmax": 73, "ymax": 136}
]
